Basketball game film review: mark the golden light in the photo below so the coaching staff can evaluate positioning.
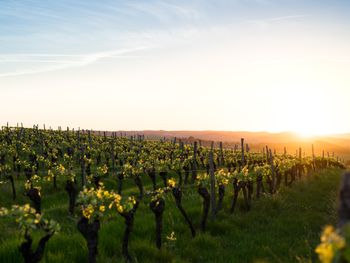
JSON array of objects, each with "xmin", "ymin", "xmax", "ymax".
[
  {"xmin": 293, "ymin": 101, "xmax": 335, "ymax": 137},
  {"xmin": 272, "ymin": 79, "xmax": 337, "ymax": 137}
]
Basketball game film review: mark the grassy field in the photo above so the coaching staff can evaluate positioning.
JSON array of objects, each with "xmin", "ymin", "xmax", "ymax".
[{"xmin": 0, "ymin": 168, "xmax": 344, "ymax": 263}]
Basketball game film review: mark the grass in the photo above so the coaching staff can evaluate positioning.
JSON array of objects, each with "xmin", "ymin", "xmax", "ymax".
[{"xmin": 0, "ymin": 168, "xmax": 344, "ymax": 263}]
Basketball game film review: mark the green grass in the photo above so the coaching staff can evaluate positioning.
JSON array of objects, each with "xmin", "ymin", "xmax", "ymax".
[{"xmin": 0, "ymin": 169, "xmax": 344, "ymax": 262}]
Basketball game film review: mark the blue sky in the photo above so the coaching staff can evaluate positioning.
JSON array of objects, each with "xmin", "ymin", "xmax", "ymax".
[
  {"xmin": 1, "ymin": 0, "xmax": 350, "ymax": 134},
  {"xmin": 2, "ymin": 0, "xmax": 350, "ymax": 59}
]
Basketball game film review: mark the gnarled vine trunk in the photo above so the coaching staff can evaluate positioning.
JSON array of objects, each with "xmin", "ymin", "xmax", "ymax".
[
  {"xmin": 77, "ymin": 217, "xmax": 100, "ymax": 263},
  {"xmin": 65, "ymin": 180, "xmax": 77, "ymax": 215},
  {"xmin": 19, "ymin": 231, "xmax": 53, "ymax": 263},
  {"xmin": 26, "ymin": 188, "xmax": 41, "ymax": 214},
  {"xmin": 198, "ymin": 186, "xmax": 210, "ymax": 232},
  {"xmin": 149, "ymin": 198, "xmax": 165, "ymax": 249},
  {"xmin": 172, "ymin": 187, "xmax": 196, "ymax": 237},
  {"xmin": 216, "ymin": 184, "xmax": 225, "ymax": 214}
]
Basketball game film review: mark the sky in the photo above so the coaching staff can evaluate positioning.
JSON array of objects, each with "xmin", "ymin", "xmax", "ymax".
[{"xmin": 1, "ymin": 0, "xmax": 350, "ymax": 135}]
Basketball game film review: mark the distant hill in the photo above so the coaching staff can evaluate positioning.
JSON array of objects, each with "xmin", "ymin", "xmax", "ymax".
[
  {"xmin": 95, "ymin": 130, "xmax": 350, "ymax": 161},
  {"xmin": 115, "ymin": 130, "xmax": 301, "ymax": 144}
]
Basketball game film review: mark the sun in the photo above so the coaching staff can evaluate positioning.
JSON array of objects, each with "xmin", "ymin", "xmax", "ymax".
[
  {"xmin": 296, "ymin": 130, "xmax": 316, "ymax": 138},
  {"xmin": 290, "ymin": 115, "xmax": 337, "ymax": 138},
  {"xmin": 294, "ymin": 129, "xmax": 332, "ymax": 139},
  {"xmin": 291, "ymin": 115, "xmax": 335, "ymax": 138},
  {"xmin": 271, "ymin": 82, "xmax": 340, "ymax": 138}
]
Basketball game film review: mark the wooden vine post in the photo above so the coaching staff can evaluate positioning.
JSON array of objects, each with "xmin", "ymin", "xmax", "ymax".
[
  {"xmin": 80, "ymin": 145, "xmax": 86, "ymax": 187},
  {"xmin": 191, "ymin": 141, "xmax": 198, "ymax": 182},
  {"xmin": 88, "ymin": 130, "xmax": 92, "ymax": 148},
  {"xmin": 312, "ymin": 144, "xmax": 316, "ymax": 171},
  {"xmin": 299, "ymin": 147, "xmax": 302, "ymax": 179},
  {"xmin": 269, "ymin": 149, "xmax": 276, "ymax": 194},
  {"xmin": 209, "ymin": 142, "xmax": 216, "ymax": 220},
  {"xmin": 180, "ymin": 140, "xmax": 184, "ymax": 164},
  {"xmin": 219, "ymin": 141, "xmax": 224, "ymax": 167},
  {"xmin": 241, "ymin": 138, "xmax": 245, "ymax": 165},
  {"xmin": 110, "ymin": 140, "xmax": 115, "ymax": 176},
  {"xmin": 338, "ymin": 172, "xmax": 350, "ymax": 227}
]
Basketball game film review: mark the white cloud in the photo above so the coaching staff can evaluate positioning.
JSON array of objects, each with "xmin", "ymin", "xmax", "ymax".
[
  {"xmin": 247, "ymin": 14, "xmax": 307, "ymax": 28},
  {"xmin": 0, "ymin": 47, "xmax": 149, "ymax": 78}
]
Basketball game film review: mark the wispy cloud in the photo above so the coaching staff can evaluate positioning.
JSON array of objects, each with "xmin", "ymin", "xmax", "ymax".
[
  {"xmin": 267, "ymin": 15, "xmax": 306, "ymax": 22},
  {"xmin": 125, "ymin": 1, "xmax": 202, "ymax": 25},
  {"xmin": 248, "ymin": 14, "xmax": 307, "ymax": 27},
  {"xmin": 0, "ymin": 47, "xmax": 149, "ymax": 78}
]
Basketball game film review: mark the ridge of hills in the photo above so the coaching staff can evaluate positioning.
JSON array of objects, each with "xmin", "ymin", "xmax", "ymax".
[{"xmin": 95, "ymin": 130, "xmax": 350, "ymax": 161}]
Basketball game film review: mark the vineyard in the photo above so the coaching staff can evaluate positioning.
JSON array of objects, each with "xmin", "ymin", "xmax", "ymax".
[{"xmin": 0, "ymin": 125, "xmax": 346, "ymax": 263}]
